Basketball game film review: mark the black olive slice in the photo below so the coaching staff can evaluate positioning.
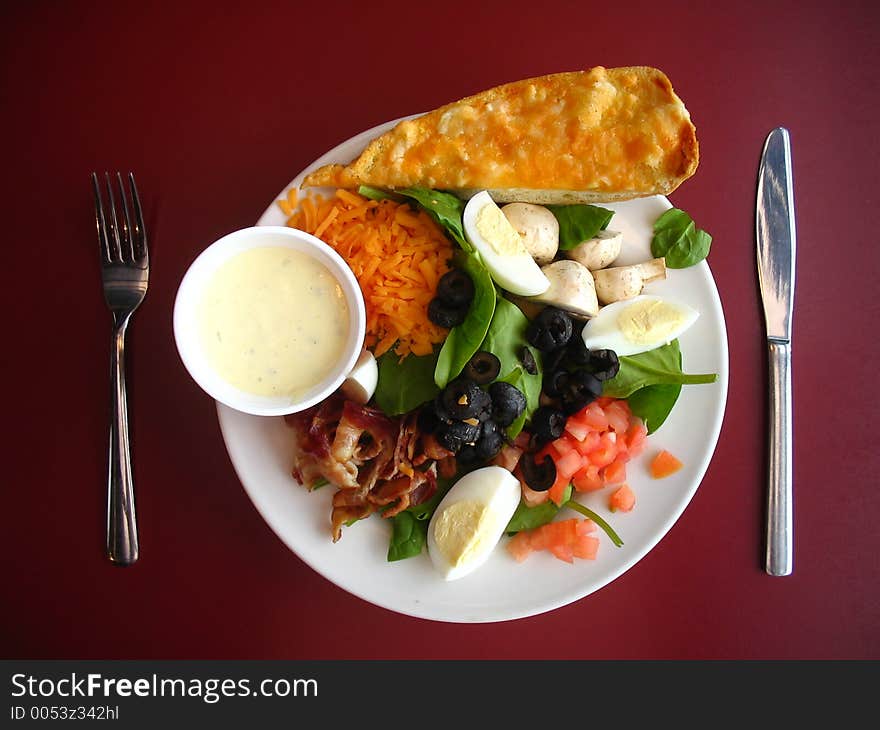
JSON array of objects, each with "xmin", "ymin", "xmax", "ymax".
[
  {"xmin": 566, "ymin": 324, "xmax": 592, "ymax": 365},
  {"xmin": 416, "ymin": 406, "xmax": 441, "ymax": 434},
  {"xmin": 488, "ymin": 381, "xmax": 527, "ymax": 427},
  {"xmin": 474, "ymin": 420, "xmax": 504, "ymax": 460},
  {"xmin": 463, "ymin": 351, "xmax": 501, "ymax": 385},
  {"xmin": 542, "ymin": 369, "xmax": 569, "ymax": 398},
  {"xmin": 441, "ymin": 378, "xmax": 490, "ymax": 420},
  {"xmin": 588, "ymin": 348, "xmax": 621, "ymax": 381},
  {"xmin": 519, "ymin": 452, "xmax": 557, "ymax": 492},
  {"xmin": 542, "ymin": 346, "xmax": 568, "ymax": 373},
  {"xmin": 455, "ymin": 444, "xmax": 481, "ymax": 467},
  {"xmin": 525, "ymin": 307, "xmax": 574, "ymax": 352},
  {"xmin": 436, "ymin": 269, "xmax": 475, "ymax": 307},
  {"xmin": 519, "ymin": 346, "xmax": 538, "ymax": 375},
  {"xmin": 530, "ymin": 405, "xmax": 567, "ymax": 443},
  {"xmin": 559, "ymin": 370, "xmax": 603, "ymax": 415},
  {"xmin": 435, "ymin": 419, "xmax": 481, "ymax": 452},
  {"xmin": 428, "ymin": 298, "xmax": 469, "ymax": 328}
]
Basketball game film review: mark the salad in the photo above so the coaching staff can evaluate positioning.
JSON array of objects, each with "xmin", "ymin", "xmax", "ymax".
[{"xmin": 278, "ymin": 183, "xmax": 716, "ymax": 581}]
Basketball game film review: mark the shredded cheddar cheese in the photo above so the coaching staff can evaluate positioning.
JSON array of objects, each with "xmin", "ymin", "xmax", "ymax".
[{"xmin": 282, "ymin": 189, "xmax": 453, "ymax": 358}]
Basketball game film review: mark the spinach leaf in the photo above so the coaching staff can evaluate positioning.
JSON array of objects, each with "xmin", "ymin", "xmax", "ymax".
[
  {"xmin": 357, "ymin": 185, "xmax": 404, "ymax": 202},
  {"xmin": 624, "ymin": 341, "xmax": 685, "ymax": 434},
  {"xmin": 602, "ymin": 340, "xmax": 716, "ymax": 399},
  {"xmin": 506, "ymin": 485, "xmax": 572, "ymax": 533},
  {"xmin": 650, "ymin": 208, "xmax": 712, "ymax": 268},
  {"xmin": 387, "ymin": 511, "xmax": 428, "ymax": 562},
  {"xmin": 627, "ymin": 383, "xmax": 682, "ymax": 435},
  {"xmin": 547, "ymin": 204, "xmax": 614, "ymax": 250},
  {"xmin": 481, "ymin": 298, "xmax": 543, "ymax": 438},
  {"xmin": 374, "ymin": 348, "xmax": 440, "ymax": 415},
  {"xmin": 434, "ymin": 253, "xmax": 497, "ymax": 388}
]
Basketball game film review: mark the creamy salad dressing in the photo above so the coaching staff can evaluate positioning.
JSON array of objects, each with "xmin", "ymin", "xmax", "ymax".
[{"xmin": 199, "ymin": 246, "xmax": 349, "ymax": 399}]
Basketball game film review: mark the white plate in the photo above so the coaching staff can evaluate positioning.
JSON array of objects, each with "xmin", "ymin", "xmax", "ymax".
[{"xmin": 216, "ymin": 118, "xmax": 729, "ymax": 623}]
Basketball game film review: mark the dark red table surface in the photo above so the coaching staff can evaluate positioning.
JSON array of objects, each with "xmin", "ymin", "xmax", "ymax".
[{"xmin": 2, "ymin": 0, "xmax": 878, "ymax": 660}]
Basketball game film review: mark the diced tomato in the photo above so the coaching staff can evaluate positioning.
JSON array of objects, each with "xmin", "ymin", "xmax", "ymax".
[
  {"xmin": 626, "ymin": 420, "xmax": 648, "ymax": 457},
  {"xmin": 650, "ymin": 449, "xmax": 683, "ymax": 479},
  {"xmin": 507, "ymin": 531, "xmax": 532, "ymax": 563},
  {"xmin": 520, "ymin": 397, "xmax": 651, "ymax": 516},
  {"xmin": 576, "ymin": 519, "xmax": 596, "ymax": 536},
  {"xmin": 580, "ymin": 402, "xmax": 609, "ymax": 431},
  {"xmin": 492, "ymin": 444, "xmax": 522, "ymax": 472},
  {"xmin": 604, "ymin": 399, "xmax": 631, "ymax": 434},
  {"xmin": 551, "ymin": 435, "xmax": 578, "ymax": 459},
  {"xmin": 610, "ymin": 484, "xmax": 636, "ymax": 512},
  {"xmin": 564, "ymin": 417, "xmax": 591, "ymax": 442},
  {"xmin": 572, "ymin": 463, "xmax": 604, "ymax": 492},
  {"xmin": 572, "ymin": 430, "xmax": 601, "ymax": 456},
  {"xmin": 505, "ymin": 518, "xmax": 599, "ymax": 564},
  {"xmin": 572, "ymin": 535, "xmax": 600, "ymax": 559},
  {"xmin": 602, "ymin": 456, "xmax": 628, "ymax": 485},
  {"xmin": 548, "ymin": 469, "xmax": 570, "ymax": 506},
  {"xmin": 548, "ymin": 520, "xmax": 578, "ymax": 563},
  {"xmin": 557, "ymin": 517, "xmax": 579, "ymax": 544},
  {"xmin": 588, "ymin": 431, "xmax": 618, "ymax": 468},
  {"xmin": 555, "ymin": 449, "xmax": 584, "ymax": 480},
  {"xmin": 549, "ymin": 542, "xmax": 574, "ymax": 563}
]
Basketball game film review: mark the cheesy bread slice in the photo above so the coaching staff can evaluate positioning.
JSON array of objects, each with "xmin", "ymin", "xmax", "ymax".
[{"xmin": 302, "ymin": 66, "xmax": 699, "ymax": 204}]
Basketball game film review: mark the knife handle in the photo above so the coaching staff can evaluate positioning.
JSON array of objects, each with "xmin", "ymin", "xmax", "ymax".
[{"xmin": 766, "ymin": 340, "xmax": 793, "ymax": 576}]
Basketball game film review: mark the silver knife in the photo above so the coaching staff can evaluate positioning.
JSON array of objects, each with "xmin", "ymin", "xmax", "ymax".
[{"xmin": 756, "ymin": 127, "xmax": 796, "ymax": 576}]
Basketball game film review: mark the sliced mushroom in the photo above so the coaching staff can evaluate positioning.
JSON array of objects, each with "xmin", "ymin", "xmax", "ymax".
[
  {"xmin": 593, "ymin": 257, "xmax": 667, "ymax": 304},
  {"xmin": 501, "ymin": 203, "xmax": 559, "ymax": 265},
  {"xmin": 566, "ymin": 230, "xmax": 623, "ymax": 270},
  {"xmin": 526, "ymin": 260, "xmax": 599, "ymax": 317}
]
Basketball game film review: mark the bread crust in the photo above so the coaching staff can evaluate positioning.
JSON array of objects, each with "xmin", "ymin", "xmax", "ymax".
[{"xmin": 302, "ymin": 67, "xmax": 699, "ymax": 203}]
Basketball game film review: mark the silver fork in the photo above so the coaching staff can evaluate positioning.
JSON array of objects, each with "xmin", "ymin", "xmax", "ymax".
[{"xmin": 92, "ymin": 172, "xmax": 149, "ymax": 566}]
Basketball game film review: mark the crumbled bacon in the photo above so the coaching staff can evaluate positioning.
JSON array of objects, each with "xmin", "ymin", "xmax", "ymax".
[{"xmin": 286, "ymin": 398, "xmax": 452, "ymax": 541}]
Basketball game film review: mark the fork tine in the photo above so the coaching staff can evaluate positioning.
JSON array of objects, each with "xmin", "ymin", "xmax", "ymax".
[
  {"xmin": 91, "ymin": 172, "xmax": 112, "ymax": 262},
  {"xmin": 115, "ymin": 172, "xmax": 136, "ymax": 262},
  {"xmin": 104, "ymin": 172, "xmax": 122, "ymax": 262},
  {"xmin": 128, "ymin": 172, "xmax": 148, "ymax": 266}
]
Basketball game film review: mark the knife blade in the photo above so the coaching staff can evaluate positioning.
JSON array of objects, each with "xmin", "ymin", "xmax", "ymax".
[{"xmin": 756, "ymin": 127, "xmax": 796, "ymax": 576}]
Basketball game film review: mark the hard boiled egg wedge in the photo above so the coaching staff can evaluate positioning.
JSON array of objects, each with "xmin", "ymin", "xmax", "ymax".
[
  {"xmin": 462, "ymin": 191, "xmax": 550, "ymax": 296},
  {"xmin": 581, "ymin": 295, "xmax": 699, "ymax": 357},
  {"xmin": 340, "ymin": 349, "xmax": 377, "ymax": 404},
  {"xmin": 427, "ymin": 465, "xmax": 521, "ymax": 581}
]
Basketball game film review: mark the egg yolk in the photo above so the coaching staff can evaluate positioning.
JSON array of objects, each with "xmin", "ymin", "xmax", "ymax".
[
  {"xmin": 475, "ymin": 202, "xmax": 527, "ymax": 256},
  {"xmin": 617, "ymin": 299, "xmax": 685, "ymax": 344},
  {"xmin": 432, "ymin": 500, "xmax": 494, "ymax": 568}
]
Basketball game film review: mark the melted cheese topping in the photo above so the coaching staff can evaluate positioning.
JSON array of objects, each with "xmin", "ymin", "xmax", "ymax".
[{"xmin": 315, "ymin": 67, "xmax": 695, "ymax": 195}]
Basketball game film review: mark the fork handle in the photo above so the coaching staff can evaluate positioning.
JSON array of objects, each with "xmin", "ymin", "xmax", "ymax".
[{"xmin": 107, "ymin": 319, "xmax": 139, "ymax": 566}]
